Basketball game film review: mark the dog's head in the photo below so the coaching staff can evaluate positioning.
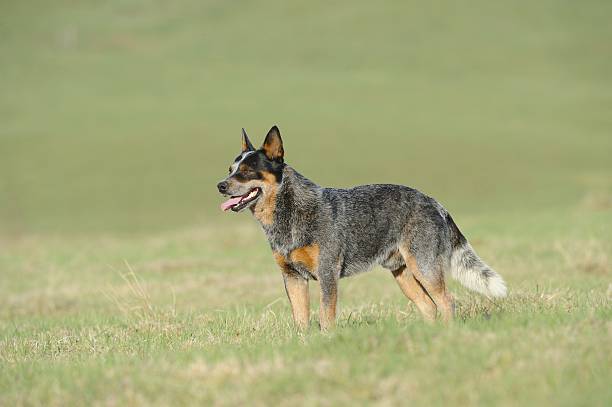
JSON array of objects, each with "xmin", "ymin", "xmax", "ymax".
[{"xmin": 217, "ymin": 126, "xmax": 285, "ymax": 213}]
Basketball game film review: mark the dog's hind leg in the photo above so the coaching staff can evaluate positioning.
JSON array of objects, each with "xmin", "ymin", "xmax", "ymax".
[
  {"xmin": 415, "ymin": 268, "xmax": 454, "ymax": 323},
  {"xmin": 392, "ymin": 266, "xmax": 437, "ymax": 322},
  {"xmin": 399, "ymin": 249, "xmax": 455, "ymax": 323}
]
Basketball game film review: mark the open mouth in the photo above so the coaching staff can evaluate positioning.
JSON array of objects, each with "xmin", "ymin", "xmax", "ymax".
[{"xmin": 220, "ymin": 188, "xmax": 262, "ymax": 212}]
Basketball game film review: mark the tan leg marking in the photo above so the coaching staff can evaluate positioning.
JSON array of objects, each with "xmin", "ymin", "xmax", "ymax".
[
  {"xmin": 420, "ymin": 278, "xmax": 454, "ymax": 323},
  {"xmin": 283, "ymin": 273, "xmax": 310, "ymax": 329},
  {"xmin": 392, "ymin": 265, "xmax": 437, "ymax": 322},
  {"xmin": 288, "ymin": 244, "xmax": 333, "ymax": 331},
  {"xmin": 319, "ymin": 287, "xmax": 337, "ymax": 331},
  {"xmin": 274, "ymin": 253, "xmax": 310, "ymax": 329},
  {"xmin": 399, "ymin": 248, "xmax": 455, "ymax": 323}
]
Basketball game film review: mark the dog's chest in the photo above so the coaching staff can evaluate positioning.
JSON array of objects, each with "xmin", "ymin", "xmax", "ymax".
[
  {"xmin": 262, "ymin": 226, "xmax": 289, "ymax": 252},
  {"xmin": 277, "ymin": 244, "xmax": 320, "ymax": 280},
  {"xmin": 261, "ymin": 220, "xmax": 302, "ymax": 253}
]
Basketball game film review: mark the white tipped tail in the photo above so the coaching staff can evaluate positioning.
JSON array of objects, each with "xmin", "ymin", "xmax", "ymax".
[{"xmin": 450, "ymin": 243, "xmax": 507, "ymax": 298}]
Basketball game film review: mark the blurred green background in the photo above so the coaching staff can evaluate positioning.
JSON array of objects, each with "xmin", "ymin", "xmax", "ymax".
[
  {"xmin": 1, "ymin": 3, "xmax": 611, "ymax": 405},
  {"xmin": 1, "ymin": 0, "xmax": 610, "ymax": 235}
]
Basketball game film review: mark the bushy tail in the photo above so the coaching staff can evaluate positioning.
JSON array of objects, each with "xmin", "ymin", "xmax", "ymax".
[
  {"xmin": 450, "ymin": 243, "xmax": 507, "ymax": 298},
  {"xmin": 444, "ymin": 212, "xmax": 506, "ymax": 298}
]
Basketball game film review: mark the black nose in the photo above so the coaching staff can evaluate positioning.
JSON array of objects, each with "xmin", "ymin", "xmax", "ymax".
[{"xmin": 217, "ymin": 181, "xmax": 228, "ymax": 193}]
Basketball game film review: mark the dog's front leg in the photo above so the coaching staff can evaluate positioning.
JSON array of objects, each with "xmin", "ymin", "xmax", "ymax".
[
  {"xmin": 282, "ymin": 271, "xmax": 310, "ymax": 329},
  {"xmin": 318, "ymin": 274, "xmax": 338, "ymax": 331},
  {"xmin": 274, "ymin": 253, "xmax": 310, "ymax": 329}
]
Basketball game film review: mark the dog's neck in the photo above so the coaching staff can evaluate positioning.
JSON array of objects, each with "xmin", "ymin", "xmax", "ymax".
[
  {"xmin": 277, "ymin": 166, "xmax": 320, "ymax": 204},
  {"xmin": 254, "ymin": 165, "xmax": 321, "ymax": 249}
]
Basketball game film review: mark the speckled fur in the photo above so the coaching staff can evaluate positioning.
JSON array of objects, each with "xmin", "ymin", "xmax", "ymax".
[
  {"xmin": 218, "ymin": 126, "xmax": 507, "ymax": 329},
  {"xmin": 264, "ymin": 167, "xmax": 453, "ymax": 281}
]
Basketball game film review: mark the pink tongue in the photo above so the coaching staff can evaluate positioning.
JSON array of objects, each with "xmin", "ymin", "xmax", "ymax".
[{"xmin": 220, "ymin": 196, "xmax": 243, "ymax": 212}]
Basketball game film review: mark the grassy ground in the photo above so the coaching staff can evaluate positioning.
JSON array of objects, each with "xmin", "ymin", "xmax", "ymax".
[
  {"xmin": 0, "ymin": 215, "xmax": 610, "ymax": 405},
  {"xmin": 1, "ymin": 0, "xmax": 611, "ymax": 405}
]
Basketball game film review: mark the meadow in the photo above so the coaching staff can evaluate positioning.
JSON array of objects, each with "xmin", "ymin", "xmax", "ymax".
[{"xmin": 1, "ymin": 1, "xmax": 611, "ymax": 405}]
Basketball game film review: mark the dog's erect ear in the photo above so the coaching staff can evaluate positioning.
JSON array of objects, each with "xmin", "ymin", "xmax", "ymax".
[
  {"xmin": 262, "ymin": 125, "xmax": 284, "ymax": 161},
  {"xmin": 241, "ymin": 128, "xmax": 255, "ymax": 152}
]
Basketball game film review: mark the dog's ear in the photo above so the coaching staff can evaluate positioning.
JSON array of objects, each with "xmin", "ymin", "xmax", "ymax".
[
  {"xmin": 241, "ymin": 128, "xmax": 255, "ymax": 152},
  {"xmin": 262, "ymin": 125, "xmax": 284, "ymax": 162}
]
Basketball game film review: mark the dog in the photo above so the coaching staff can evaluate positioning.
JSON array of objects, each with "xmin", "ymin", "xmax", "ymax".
[{"xmin": 217, "ymin": 126, "xmax": 507, "ymax": 330}]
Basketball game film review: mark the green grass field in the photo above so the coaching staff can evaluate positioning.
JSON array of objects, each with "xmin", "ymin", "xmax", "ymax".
[{"xmin": 1, "ymin": 0, "xmax": 611, "ymax": 405}]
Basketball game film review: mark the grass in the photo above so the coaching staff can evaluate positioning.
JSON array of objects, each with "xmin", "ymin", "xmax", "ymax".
[
  {"xmin": 1, "ymin": 0, "xmax": 611, "ymax": 405},
  {"xmin": 1, "ymin": 216, "xmax": 610, "ymax": 405}
]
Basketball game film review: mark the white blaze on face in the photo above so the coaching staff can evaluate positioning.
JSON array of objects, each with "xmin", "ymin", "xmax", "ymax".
[{"xmin": 229, "ymin": 151, "xmax": 256, "ymax": 176}]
